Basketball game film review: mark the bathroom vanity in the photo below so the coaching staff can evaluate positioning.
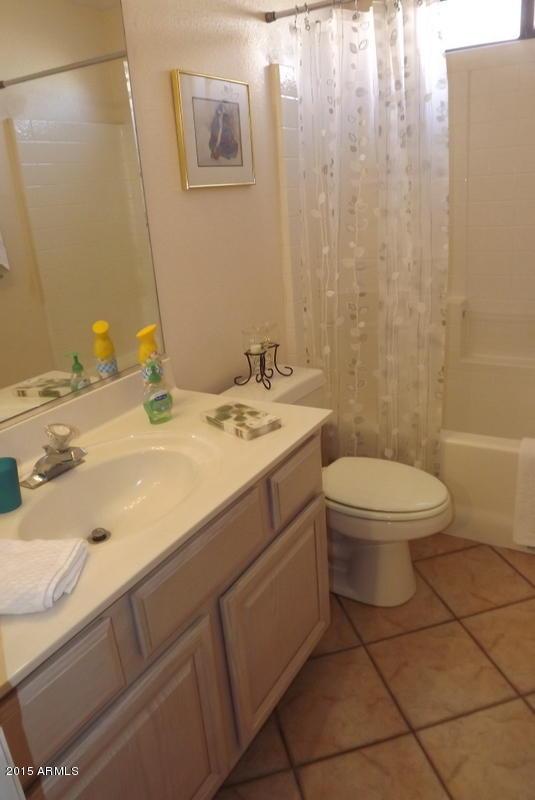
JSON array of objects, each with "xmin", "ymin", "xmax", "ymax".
[{"xmin": 0, "ymin": 383, "xmax": 330, "ymax": 799}]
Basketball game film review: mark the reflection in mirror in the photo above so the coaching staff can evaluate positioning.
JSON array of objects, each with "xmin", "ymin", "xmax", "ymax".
[{"xmin": 0, "ymin": 0, "xmax": 161, "ymax": 424}]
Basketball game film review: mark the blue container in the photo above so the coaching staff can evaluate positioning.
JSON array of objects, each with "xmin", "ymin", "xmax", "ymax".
[{"xmin": 0, "ymin": 457, "xmax": 22, "ymax": 514}]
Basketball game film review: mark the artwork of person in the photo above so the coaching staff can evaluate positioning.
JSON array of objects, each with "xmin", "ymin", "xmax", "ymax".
[{"xmin": 209, "ymin": 102, "xmax": 240, "ymax": 161}]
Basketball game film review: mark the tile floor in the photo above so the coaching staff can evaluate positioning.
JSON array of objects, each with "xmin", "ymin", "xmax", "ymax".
[{"xmin": 217, "ymin": 535, "xmax": 535, "ymax": 800}]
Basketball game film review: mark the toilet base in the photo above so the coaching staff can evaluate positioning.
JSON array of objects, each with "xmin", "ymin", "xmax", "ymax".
[{"xmin": 329, "ymin": 531, "xmax": 416, "ymax": 607}]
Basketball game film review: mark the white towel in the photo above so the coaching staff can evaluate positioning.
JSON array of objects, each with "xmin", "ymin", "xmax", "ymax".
[
  {"xmin": 0, "ymin": 539, "xmax": 88, "ymax": 615},
  {"xmin": 513, "ymin": 438, "xmax": 535, "ymax": 547}
]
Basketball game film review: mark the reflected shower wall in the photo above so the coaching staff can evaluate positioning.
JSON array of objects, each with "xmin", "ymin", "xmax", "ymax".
[
  {"xmin": 444, "ymin": 39, "xmax": 535, "ymax": 440},
  {"xmin": 0, "ymin": 59, "xmax": 158, "ymax": 383}
]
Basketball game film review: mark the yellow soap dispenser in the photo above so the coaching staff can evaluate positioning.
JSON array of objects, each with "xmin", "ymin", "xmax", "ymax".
[
  {"xmin": 136, "ymin": 323, "xmax": 162, "ymax": 382},
  {"xmin": 92, "ymin": 320, "xmax": 118, "ymax": 379}
]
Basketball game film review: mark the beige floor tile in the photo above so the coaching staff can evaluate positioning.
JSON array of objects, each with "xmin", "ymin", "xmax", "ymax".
[
  {"xmin": 278, "ymin": 648, "xmax": 407, "ymax": 764},
  {"xmin": 410, "ymin": 532, "xmax": 477, "ymax": 561},
  {"xmin": 339, "ymin": 575, "xmax": 453, "ymax": 643},
  {"xmin": 463, "ymin": 599, "xmax": 535, "ymax": 693},
  {"xmin": 494, "ymin": 546, "xmax": 535, "ymax": 585},
  {"xmin": 299, "ymin": 734, "xmax": 448, "ymax": 800},
  {"xmin": 416, "ymin": 546, "xmax": 534, "ymax": 617},
  {"xmin": 526, "ymin": 695, "xmax": 535, "ymax": 711},
  {"xmin": 368, "ymin": 621, "xmax": 515, "ymax": 728},
  {"xmin": 216, "ymin": 771, "xmax": 300, "ymax": 800},
  {"xmin": 312, "ymin": 595, "xmax": 360, "ymax": 656},
  {"xmin": 226, "ymin": 715, "xmax": 289, "ymax": 785},
  {"xmin": 418, "ymin": 700, "xmax": 535, "ymax": 800}
]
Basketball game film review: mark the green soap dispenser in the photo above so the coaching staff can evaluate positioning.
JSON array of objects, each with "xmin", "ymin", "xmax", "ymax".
[
  {"xmin": 143, "ymin": 362, "xmax": 173, "ymax": 424},
  {"xmin": 69, "ymin": 353, "xmax": 91, "ymax": 392}
]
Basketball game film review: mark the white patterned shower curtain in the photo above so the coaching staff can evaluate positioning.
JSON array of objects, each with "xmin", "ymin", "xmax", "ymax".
[{"xmin": 294, "ymin": 0, "xmax": 449, "ymax": 472}]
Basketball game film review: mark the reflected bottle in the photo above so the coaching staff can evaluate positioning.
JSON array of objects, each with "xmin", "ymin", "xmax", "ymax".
[
  {"xmin": 69, "ymin": 353, "xmax": 91, "ymax": 392},
  {"xmin": 92, "ymin": 320, "xmax": 118, "ymax": 380},
  {"xmin": 137, "ymin": 323, "xmax": 163, "ymax": 383}
]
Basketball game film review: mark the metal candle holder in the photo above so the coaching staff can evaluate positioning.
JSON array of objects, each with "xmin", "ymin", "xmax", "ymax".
[{"xmin": 234, "ymin": 342, "xmax": 293, "ymax": 390}]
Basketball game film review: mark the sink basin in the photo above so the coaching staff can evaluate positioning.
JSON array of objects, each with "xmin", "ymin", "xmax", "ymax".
[{"xmin": 18, "ymin": 433, "xmax": 220, "ymax": 542}]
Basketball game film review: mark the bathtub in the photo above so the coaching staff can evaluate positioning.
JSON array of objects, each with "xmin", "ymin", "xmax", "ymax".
[{"xmin": 440, "ymin": 430, "xmax": 529, "ymax": 552}]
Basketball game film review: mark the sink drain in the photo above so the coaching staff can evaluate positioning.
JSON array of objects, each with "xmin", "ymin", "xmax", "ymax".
[{"xmin": 88, "ymin": 528, "xmax": 111, "ymax": 545}]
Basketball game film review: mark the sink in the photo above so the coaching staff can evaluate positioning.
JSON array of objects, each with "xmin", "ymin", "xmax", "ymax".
[{"xmin": 18, "ymin": 433, "xmax": 220, "ymax": 542}]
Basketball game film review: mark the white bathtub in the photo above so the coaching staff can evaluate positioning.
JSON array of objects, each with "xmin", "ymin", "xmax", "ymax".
[{"xmin": 440, "ymin": 430, "xmax": 529, "ymax": 551}]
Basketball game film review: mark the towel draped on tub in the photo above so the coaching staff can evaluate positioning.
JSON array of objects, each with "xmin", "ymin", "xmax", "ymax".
[{"xmin": 513, "ymin": 438, "xmax": 535, "ymax": 548}]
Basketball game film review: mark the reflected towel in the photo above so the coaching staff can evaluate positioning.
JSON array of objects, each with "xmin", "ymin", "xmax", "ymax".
[
  {"xmin": 513, "ymin": 438, "xmax": 535, "ymax": 547},
  {"xmin": 0, "ymin": 539, "xmax": 88, "ymax": 615},
  {"xmin": 0, "ymin": 231, "xmax": 10, "ymax": 273}
]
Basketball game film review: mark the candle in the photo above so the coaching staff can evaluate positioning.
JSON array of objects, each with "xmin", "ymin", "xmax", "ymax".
[{"xmin": 249, "ymin": 344, "xmax": 263, "ymax": 354}]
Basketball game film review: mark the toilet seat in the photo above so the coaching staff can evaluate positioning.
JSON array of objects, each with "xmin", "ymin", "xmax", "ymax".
[
  {"xmin": 324, "ymin": 495, "xmax": 451, "ymax": 522},
  {"xmin": 323, "ymin": 456, "xmax": 449, "ymax": 518}
]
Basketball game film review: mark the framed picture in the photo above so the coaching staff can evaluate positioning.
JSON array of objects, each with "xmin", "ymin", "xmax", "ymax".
[{"xmin": 171, "ymin": 69, "xmax": 255, "ymax": 190}]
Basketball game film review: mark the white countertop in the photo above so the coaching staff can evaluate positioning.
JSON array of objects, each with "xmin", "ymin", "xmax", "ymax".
[{"xmin": 0, "ymin": 387, "xmax": 330, "ymax": 698}]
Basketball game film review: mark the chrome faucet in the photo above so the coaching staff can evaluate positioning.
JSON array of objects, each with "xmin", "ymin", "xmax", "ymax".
[{"xmin": 21, "ymin": 423, "xmax": 87, "ymax": 489}]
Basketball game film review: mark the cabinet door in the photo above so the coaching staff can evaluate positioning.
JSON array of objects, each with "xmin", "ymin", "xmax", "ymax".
[
  {"xmin": 30, "ymin": 615, "xmax": 227, "ymax": 800},
  {"xmin": 221, "ymin": 496, "xmax": 329, "ymax": 742}
]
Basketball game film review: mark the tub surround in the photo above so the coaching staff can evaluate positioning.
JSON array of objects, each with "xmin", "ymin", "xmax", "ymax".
[
  {"xmin": 440, "ymin": 430, "xmax": 527, "ymax": 551},
  {"xmin": 0, "ymin": 370, "xmax": 331, "ymax": 699}
]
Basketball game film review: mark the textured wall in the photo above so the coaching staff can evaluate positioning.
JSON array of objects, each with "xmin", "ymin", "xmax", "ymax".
[{"xmin": 121, "ymin": 0, "xmax": 295, "ymax": 391}]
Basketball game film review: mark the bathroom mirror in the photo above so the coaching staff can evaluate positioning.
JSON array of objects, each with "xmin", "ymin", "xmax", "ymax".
[{"xmin": 0, "ymin": 0, "xmax": 161, "ymax": 424}]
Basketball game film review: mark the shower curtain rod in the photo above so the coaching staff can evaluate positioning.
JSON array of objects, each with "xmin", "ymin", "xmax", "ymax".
[
  {"xmin": 265, "ymin": 1, "xmax": 359, "ymax": 23},
  {"xmin": 265, "ymin": 0, "xmax": 446, "ymax": 23},
  {"xmin": 0, "ymin": 51, "xmax": 127, "ymax": 90}
]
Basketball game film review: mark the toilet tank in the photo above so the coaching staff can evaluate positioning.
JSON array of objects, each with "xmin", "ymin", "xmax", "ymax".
[{"xmin": 221, "ymin": 366, "xmax": 326, "ymax": 407}]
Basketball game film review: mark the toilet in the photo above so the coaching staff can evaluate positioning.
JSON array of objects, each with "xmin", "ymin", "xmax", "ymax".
[
  {"xmin": 323, "ymin": 457, "xmax": 452, "ymax": 606},
  {"xmin": 222, "ymin": 367, "xmax": 453, "ymax": 607}
]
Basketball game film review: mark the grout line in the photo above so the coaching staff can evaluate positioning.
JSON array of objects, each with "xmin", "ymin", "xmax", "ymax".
[
  {"xmin": 308, "ymin": 641, "xmax": 362, "ymax": 659},
  {"xmin": 337, "ymin": 596, "xmax": 455, "ymax": 800},
  {"xmin": 273, "ymin": 707, "xmax": 306, "ymax": 800},
  {"xmin": 330, "ymin": 593, "xmax": 535, "ymax": 653},
  {"xmin": 520, "ymin": 695, "xmax": 535, "ymax": 716},
  {"xmin": 414, "ymin": 560, "xmax": 535, "ymax": 619},
  {"xmin": 458, "ymin": 594, "xmax": 535, "ymax": 622},
  {"xmin": 414, "ymin": 695, "xmax": 524, "ymax": 735},
  {"xmin": 339, "ymin": 616, "xmax": 455, "ymax": 648},
  {"xmin": 291, "ymin": 731, "xmax": 410, "ymax": 771},
  {"xmin": 415, "ymin": 570, "xmax": 522, "ymax": 699},
  {"xmin": 411, "ymin": 542, "xmax": 481, "ymax": 562},
  {"xmin": 521, "ymin": 692, "xmax": 535, "ymax": 714},
  {"xmin": 491, "ymin": 545, "xmax": 535, "ymax": 588},
  {"xmin": 458, "ymin": 618, "xmax": 522, "ymax": 697},
  {"xmin": 223, "ymin": 764, "xmax": 297, "ymax": 790}
]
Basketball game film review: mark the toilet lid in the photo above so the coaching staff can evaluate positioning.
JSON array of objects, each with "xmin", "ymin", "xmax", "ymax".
[{"xmin": 322, "ymin": 457, "xmax": 449, "ymax": 514}]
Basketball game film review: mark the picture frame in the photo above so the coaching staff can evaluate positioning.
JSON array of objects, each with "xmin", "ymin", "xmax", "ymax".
[{"xmin": 171, "ymin": 69, "xmax": 255, "ymax": 190}]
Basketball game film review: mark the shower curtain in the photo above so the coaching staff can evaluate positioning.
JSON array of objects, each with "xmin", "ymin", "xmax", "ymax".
[{"xmin": 294, "ymin": 0, "xmax": 449, "ymax": 472}]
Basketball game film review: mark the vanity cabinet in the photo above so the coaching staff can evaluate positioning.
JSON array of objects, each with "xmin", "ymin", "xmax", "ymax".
[
  {"xmin": 1, "ymin": 433, "xmax": 329, "ymax": 800},
  {"xmin": 0, "ymin": 619, "xmax": 125, "ymax": 787},
  {"xmin": 28, "ymin": 615, "xmax": 227, "ymax": 800},
  {"xmin": 222, "ymin": 496, "xmax": 328, "ymax": 742}
]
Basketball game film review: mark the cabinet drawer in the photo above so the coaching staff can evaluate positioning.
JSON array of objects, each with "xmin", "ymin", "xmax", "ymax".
[
  {"xmin": 0, "ymin": 618, "xmax": 125, "ymax": 787},
  {"xmin": 221, "ymin": 496, "xmax": 329, "ymax": 742},
  {"xmin": 131, "ymin": 486, "xmax": 267, "ymax": 659},
  {"xmin": 28, "ymin": 615, "xmax": 227, "ymax": 800},
  {"xmin": 268, "ymin": 436, "xmax": 322, "ymax": 530}
]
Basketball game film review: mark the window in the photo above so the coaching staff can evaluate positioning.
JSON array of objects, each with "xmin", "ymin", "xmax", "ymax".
[{"xmin": 444, "ymin": 0, "xmax": 535, "ymax": 51}]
